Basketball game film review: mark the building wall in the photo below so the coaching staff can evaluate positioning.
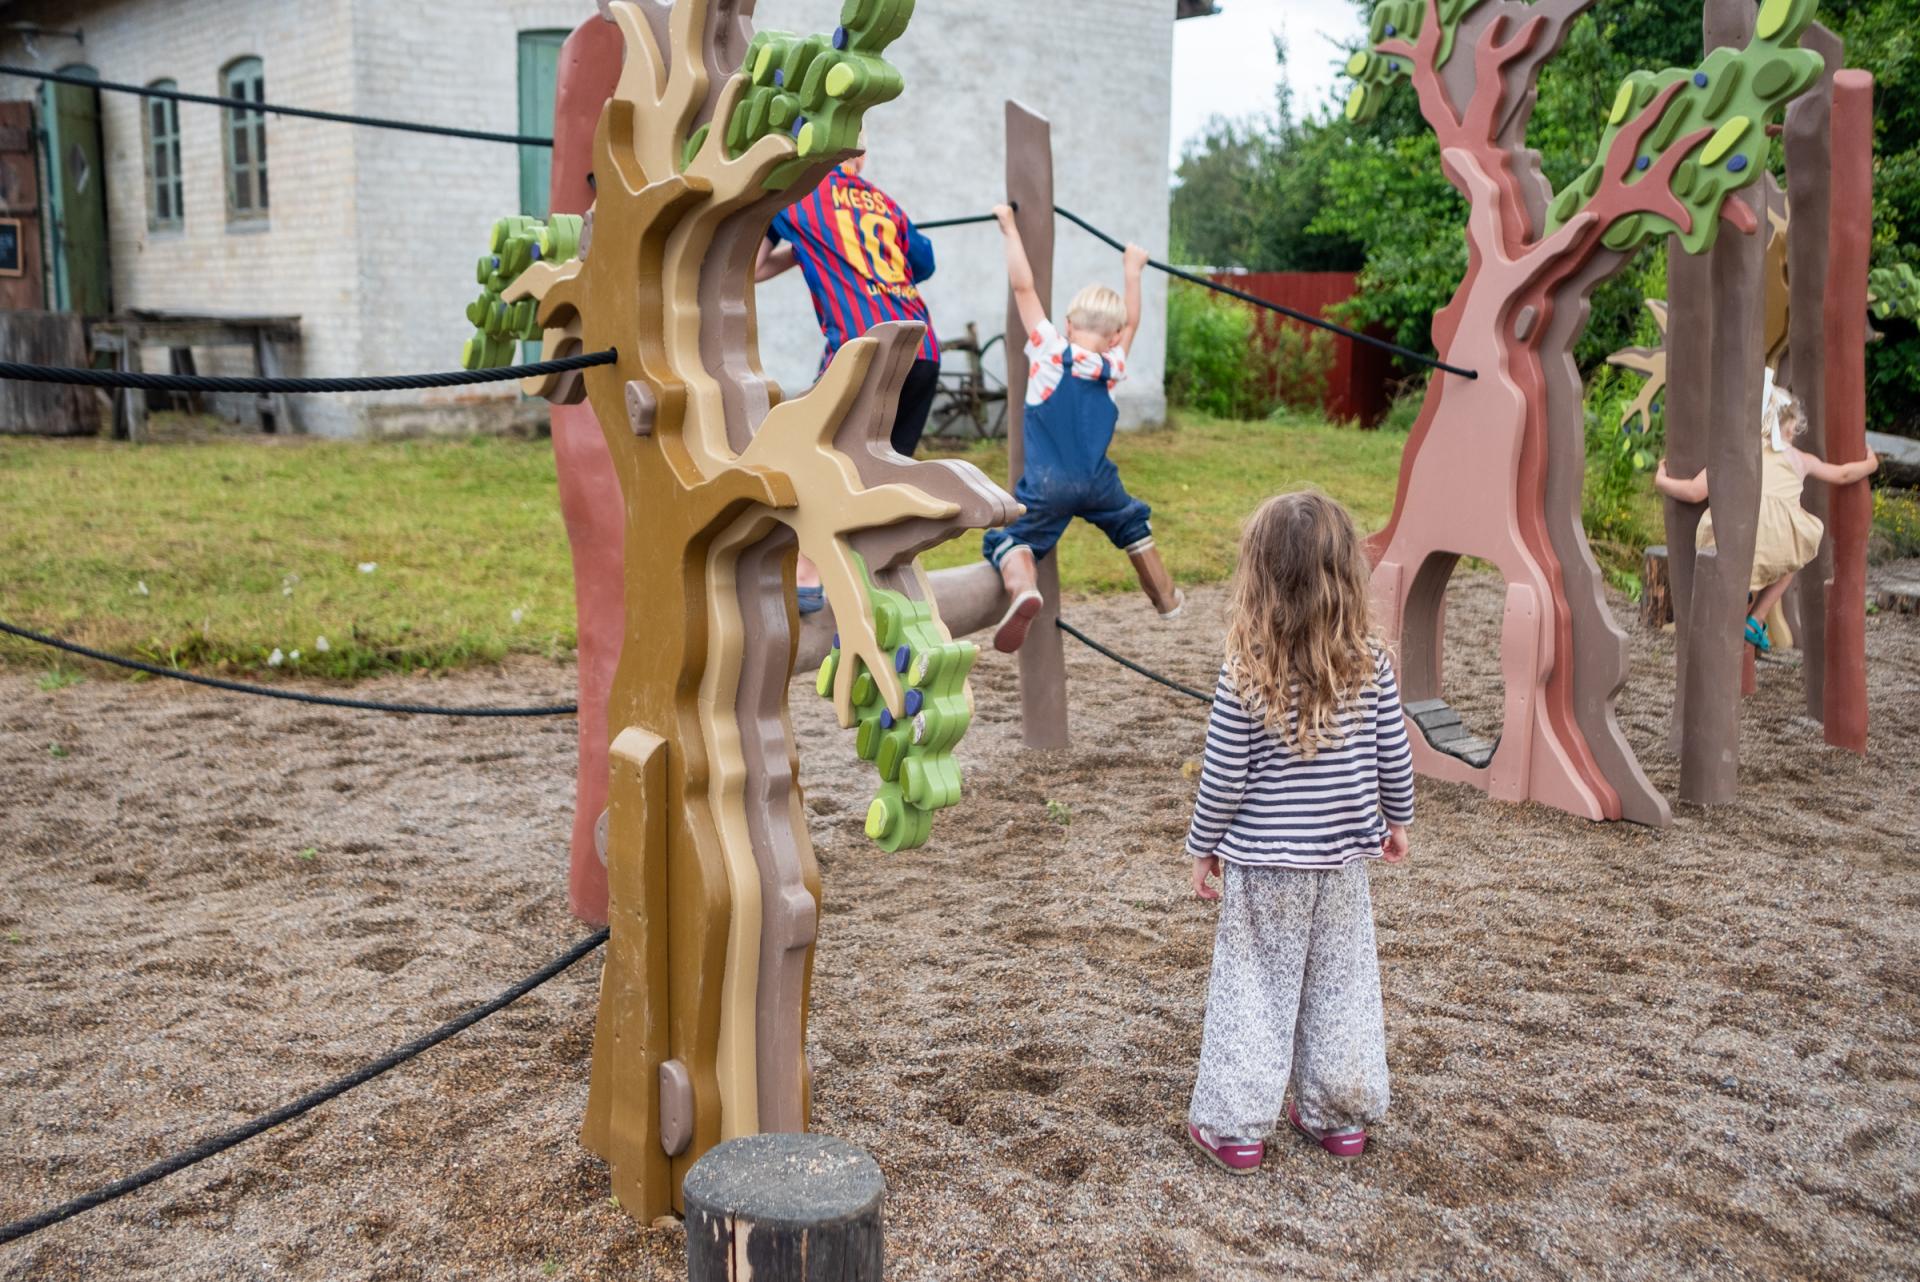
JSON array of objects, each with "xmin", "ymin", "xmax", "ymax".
[
  {"xmin": 1, "ymin": 0, "xmax": 1176, "ymax": 435},
  {"xmin": 346, "ymin": 0, "xmax": 584, "ymax": 438},
  {"xmin": 0, "ymin": 0, "xmax": 363, "ymax": 434}
]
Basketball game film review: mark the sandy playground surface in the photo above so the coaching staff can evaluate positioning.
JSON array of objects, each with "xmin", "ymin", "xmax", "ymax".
[{"xmin": 2, "ymin": 572, "xmax": 1917, "ymax": 1281}]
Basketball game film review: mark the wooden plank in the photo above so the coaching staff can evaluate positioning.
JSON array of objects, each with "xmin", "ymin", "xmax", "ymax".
[{"xmin": 0, "ymin": 311, "xmax": 93, "ymax": 435}]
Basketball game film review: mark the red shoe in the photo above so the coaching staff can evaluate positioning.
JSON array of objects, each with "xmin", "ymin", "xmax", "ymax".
[
  {"xmin": 992, "ymin": 589, "xmax": 1044, "ymax": 653},
  {"xmin": 1188, "ymin": 1123, "xmax": 1263, "ymax": 1174},
  {"xmin": 1287, "ymin": 1101, "xmax": 1367, "ymax": 1158}
]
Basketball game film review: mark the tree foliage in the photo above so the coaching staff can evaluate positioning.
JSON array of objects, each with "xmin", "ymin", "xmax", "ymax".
[{"xmin": 1169, "ymin": 0, "xmax": 1920, "ymax": 434}]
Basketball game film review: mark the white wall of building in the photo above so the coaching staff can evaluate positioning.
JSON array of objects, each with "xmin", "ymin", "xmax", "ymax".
[{"xmin": 1, "ymin": 0, "xmax": 1176, "ymax": 435}]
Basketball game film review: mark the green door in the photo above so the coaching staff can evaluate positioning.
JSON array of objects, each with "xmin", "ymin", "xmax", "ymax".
[
  {"xmin": 517, "ymin": 31, "xmax": 567, "ymax": 363},
  {"xmin": 41, "ymin": 66, "xmax": 110, "ymax": 315},
  {"xmin": 518, "ymin": 30, "xmax": 567, "ymax": 219}
]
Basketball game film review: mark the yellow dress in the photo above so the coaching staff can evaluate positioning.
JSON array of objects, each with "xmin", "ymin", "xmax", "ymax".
[{"xmin": 1697, "ymin": 441, "xmax": 1826, "ymax": 591}]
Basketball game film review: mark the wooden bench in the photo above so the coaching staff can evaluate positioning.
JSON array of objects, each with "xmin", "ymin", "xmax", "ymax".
[{"xmin": 90, "ymin": 309, "xmax": 301, "ymax": 441}]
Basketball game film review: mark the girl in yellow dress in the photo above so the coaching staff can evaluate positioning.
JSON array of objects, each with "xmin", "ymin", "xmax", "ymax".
[{"xmin": 1655, "ymin": 373, "xmax": 1879, "ymax": 651}]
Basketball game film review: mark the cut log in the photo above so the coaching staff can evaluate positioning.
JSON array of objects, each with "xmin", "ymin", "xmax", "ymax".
[
  {"xmin": 683, "ymin": 1133, "xmax": 884, "ymax": 1282},
  {"xmin": 1641, "ymin": 545, "xmax": 1672, "ymax": 629}
]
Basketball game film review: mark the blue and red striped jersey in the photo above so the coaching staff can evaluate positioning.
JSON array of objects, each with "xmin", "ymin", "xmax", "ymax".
[{"xmin": 768, "ymin": 169, "xmax": 940, "ymax": 373}]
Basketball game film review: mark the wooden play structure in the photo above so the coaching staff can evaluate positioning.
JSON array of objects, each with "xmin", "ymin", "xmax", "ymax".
[
  {"xmin": 1607, "ymin": 47, "xmax": 1876, "ymax": 794},
  {"xmin": 1342, "ymin": 0, "xmax": 1841, "ymax": 824},
  {"xmin": 465, "ymin": 0, "xmax": 1019, "ymax": 1220}
]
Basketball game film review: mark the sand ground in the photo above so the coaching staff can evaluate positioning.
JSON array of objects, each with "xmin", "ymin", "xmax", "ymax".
[{"xmin": 2, "ymin": 574, "xmax": 1917, "ymax": 1281}]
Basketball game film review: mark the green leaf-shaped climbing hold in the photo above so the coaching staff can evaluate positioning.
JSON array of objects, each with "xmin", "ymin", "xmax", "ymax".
[
  {"xmin": 1541, "ymin": 0, "xmax": 1824, "ymax": 256},
  {"xmin": 459, "ymin": 213, "xmax": 584, "ymax": 370},
  {"xmin": 722, "ymin": 0, "xmax": 914, "ymax": 192},
  {"xmin": 816, "ymin": 561, "xmax": 978, "ymax": 854}
]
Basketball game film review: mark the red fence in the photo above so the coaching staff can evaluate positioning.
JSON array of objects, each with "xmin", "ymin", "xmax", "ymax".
[{"xmin": 1206, "ymin": 271, "xmax": 1392, "ymax": 426}]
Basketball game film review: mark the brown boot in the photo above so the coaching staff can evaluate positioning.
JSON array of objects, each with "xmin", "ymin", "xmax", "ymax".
[{"xmin": 1127, "ymin": 540, "xmax": 1183, "ymax": 618}]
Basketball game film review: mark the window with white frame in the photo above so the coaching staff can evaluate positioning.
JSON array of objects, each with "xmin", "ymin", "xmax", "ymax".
[
  {"xmin": 146, "ymin": 80, "xmax": 183, "ymax": 229},
  {"xmin": 221, "ymin": 57, "xmax": 267, "ymax": 219}
]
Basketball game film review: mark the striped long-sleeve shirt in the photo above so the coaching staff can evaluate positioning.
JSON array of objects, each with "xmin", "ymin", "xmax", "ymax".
[{"xmin": 1184, "ymin": 648, "xmax": 1416, "ymax": 869}]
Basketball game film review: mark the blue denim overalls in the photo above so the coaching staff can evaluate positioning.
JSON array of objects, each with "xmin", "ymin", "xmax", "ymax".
[{"xmin": 982, "ymin": 345, "xmax": 1152, "ymax": 567}]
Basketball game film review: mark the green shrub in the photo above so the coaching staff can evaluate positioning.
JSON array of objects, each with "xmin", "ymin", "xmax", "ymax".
[
  {"xmin": 1166, "ymin": 280, "xmax": 1336, "ymax": 421},
  {"xmin": 1872, "ymin": 488, "xmax": 1920, "ymax": 562},
  {"xmin": 1378, "ymin": 377, "xmax": 1429, "ymax": 433}
]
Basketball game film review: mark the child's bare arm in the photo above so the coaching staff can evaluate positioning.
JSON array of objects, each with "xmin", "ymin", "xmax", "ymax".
[
  {"xmin": 1791, "ymin": 446, "xmax": 1880, "ymax": 487},
  {"xmin": 1654, "ymin": 458, "xmax": 1709, "ymax": 504},
  {"xmin": 994, "ymin": 204, "xmax": 1049, "ymax": 338},
  {"xmin": 755, "ymin": 239, "xmax": 796, "ymax": 283},
  {"xmin": 1117, "ymin": 244, "xmax": 1149, "ymax": 352}
]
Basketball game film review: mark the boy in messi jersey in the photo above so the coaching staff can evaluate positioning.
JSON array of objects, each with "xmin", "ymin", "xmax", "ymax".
[
  {"xmin": 979, "ymin": 203, "xmax": 1183, "ymax": 653},
  {"xmin": 757, "ymin": 148, "xmax": 941, "ymax": 615}
]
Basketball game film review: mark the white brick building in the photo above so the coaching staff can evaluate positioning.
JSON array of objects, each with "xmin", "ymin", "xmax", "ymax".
[{"xmin": 0, "ymin": 0, "xmax": 1194, "ymax": 436}]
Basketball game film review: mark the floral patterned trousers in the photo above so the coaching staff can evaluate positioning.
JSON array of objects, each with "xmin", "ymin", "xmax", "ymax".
[{"xmin": 1187, "ymin": 860, "xmax": 1391, "ymax": 1141}]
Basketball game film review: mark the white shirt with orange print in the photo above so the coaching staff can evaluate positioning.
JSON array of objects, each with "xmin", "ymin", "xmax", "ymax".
[{"xmin": 1022, "ymin": 319, "xmax": 1128, "ymax": 406}]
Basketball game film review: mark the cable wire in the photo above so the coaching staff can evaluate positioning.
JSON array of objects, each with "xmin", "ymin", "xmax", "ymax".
[
  {"xmin": 0, "ymin": 64, "xmax": 553, "ymax": 148},
  {"xmin": 914, "ymin": 212, "xmax": 1001, "ymax": 230},
  {"xmin": 0, "ymin": 929, "xmax": 608, "ymax": 1247},
  {"xmin": 0, "ymin": 621, "xmax": 576, "ymax": 717},
  {"xmin": 0, "ymin": 349, "xmax": 615, "ymax": 395},
  {"xmin": 1050, "ymin": 205, "xmax": 1477, "ymax": 381},
  {"xmin": 1055, "ymin": 618, "xmax": 1215, "ymax": 705}
]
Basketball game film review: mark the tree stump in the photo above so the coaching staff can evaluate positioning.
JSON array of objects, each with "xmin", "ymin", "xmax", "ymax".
[
  {"xmin": 1641, "ymin": 546, "xmax": 1673, "ymax": 629},
  {"xmin": 684, "ymin": 1134, "xmax": 884, "ymax": 1282}
]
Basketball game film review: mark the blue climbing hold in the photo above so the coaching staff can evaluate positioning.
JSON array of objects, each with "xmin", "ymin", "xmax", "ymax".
[
  {"xmin": 1636, "ymin": 156, "xmax": 1651, "ymax": 171},
  {"xmin": 791, "ymin": 116, "xmax": 807, "ymax": 137},
  {"xmin": 832, "ymin": 633, "xmax": 840, "ymax": 650},
  {"xmin": 894, "ymin": 645, "xmax": 911, "ymax": 673},
  {"xmin": 1384, "ymin": 23, "xmax": 1397, "ymax": 36},
  {"xmin": 1727, "ymin": 154, "xmax": 1749, "ymax": 173},
  {"xmin": 881, "ymin": 709, "xmax": 895, "ymax": 729},
  {"xmin": 905, "ymin": 689, "xmax": 924, "ymax": 716},
  {"xmin": 1693, "ymin": 72, "xmax": 1709, "ymax": 88},
  {"xmin": 530, "ymin": 243, "xmax": 542, "ymax": 260},
  {"xmin": 773, "ymin": 68, "xmax": 785, "ymax": 87},
  {"xmin": 491, "ymin": 256, "xmax": 502, "ymax": 270},
  {"xmin": 833, "ymin": 26, "xmax": 848, "ymax": 50},
  {"xmin": 1389, "ymin": 61, "xmax": 1400, "ymax": 73}
]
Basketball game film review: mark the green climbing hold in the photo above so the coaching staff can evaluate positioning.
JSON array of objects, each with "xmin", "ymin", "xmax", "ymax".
[
  {"xmin": 1750, "ymin": 57, "xmax": 1794, "ymax": 99},
  {"xmin": 819, "ymin": 559, "xmax": 978, "ymax": 854},
  {"xmin": 1346, "ymin": 51, "xmax": 1368, "ymax": 78},
  {"xmin": 1756, "ymin": 0, "xmax": 1793, "ymax": 40},
  {"xmin": 1700, "ymin": 116, "xmax": 1750, "ymax": 166},
  {"xmin": 1609, "ymin": 82, "xmax": 1635, "ymax": 126},
  {"xmin": 457, "ymin": 213, "xmax": 584, "ymax": 370}
]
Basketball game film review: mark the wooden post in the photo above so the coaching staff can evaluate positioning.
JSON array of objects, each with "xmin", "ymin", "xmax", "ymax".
[
  {"xmin": 1004, "ymin": 100, "xmax": 1069, "ymax": 750},
  {"xmin": 1784, "ymin": 24, "xmax": 1844, "ymax": 721},
  {"xmin": 1640, "ymin": 545, "xmax": 1671, "ymax": 629},
  {"xmin": 1821, "ymin": 70, "xmax": 1873, "ymax": 755},
  {"xmin": 684, "ymin": 1134, "xmax": 884, "ymax": 1282},
  {"xmin": 1672, "ymin": 0, "xmax": 1766, "ymax": 805}
]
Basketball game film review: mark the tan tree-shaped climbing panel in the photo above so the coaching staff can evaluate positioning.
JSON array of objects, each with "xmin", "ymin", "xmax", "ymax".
[{"xmin": 499, "ymin": 0, "xmax": 1015, "ymax": 1222}]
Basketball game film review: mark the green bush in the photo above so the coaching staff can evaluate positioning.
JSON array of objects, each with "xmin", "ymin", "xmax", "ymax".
[
  {"xmin": 1872, "ymin": 488, "xmax": 1920, "ymax": 562},
  {"xmin": 1378, "ymin": 377, "xmax": 1429, "ymax": 433},
  {"xmin": 1166, "ymin": 281, "xmax": 1336, "ymax": 421}
]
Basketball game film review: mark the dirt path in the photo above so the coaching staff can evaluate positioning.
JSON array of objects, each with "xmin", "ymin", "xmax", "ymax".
[{"xmin": 2, "ymin": 575, "xmax": 1916, "ymax": 1280}]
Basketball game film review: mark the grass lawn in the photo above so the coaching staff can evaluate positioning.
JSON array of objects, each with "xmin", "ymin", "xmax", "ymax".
[{"xmin": 0, "ymin": 413, "xmax": 1405, "ymax": 680}]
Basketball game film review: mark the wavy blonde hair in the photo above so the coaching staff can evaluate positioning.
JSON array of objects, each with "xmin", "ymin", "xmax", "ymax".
[{"xmin": 1224, "ymin": 490, "xmax": 1378, "ymax": 758}]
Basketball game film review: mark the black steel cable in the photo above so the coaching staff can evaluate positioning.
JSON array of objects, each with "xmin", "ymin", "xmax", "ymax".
[
  {"xmin": 1050, "ymin": 205, "xmax": 1478, "ymax": 381},
  {"xmin": 915, "ymin": 212, "xmax": 1001, "ymax": 230},
  {"xmin": 0, "ymin": 349, "xmax": 614, "ymax": 395},
  {"xmin": 0, "ymin": 65, "xmax": 553, "ymax": 148},
  {"xmin": 0, "ymin": 928, "xmax": 608, "ymax": 1247},
  {"xmin": 0, "ymin": 621, "xmax": 576, "ymax": 717},
  {"xmin": 1055, "ymin": 618, "xmax": 1215, "ymax": 705}
]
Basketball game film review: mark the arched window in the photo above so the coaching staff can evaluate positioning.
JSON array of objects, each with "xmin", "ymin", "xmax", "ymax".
[
  {"xmin": 145, "ymin": 79, "xmax": 183, "ymax": 229},
  {"xmin": 221, "ymin": 57, "xmax": 267, "ymax": 219}
]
